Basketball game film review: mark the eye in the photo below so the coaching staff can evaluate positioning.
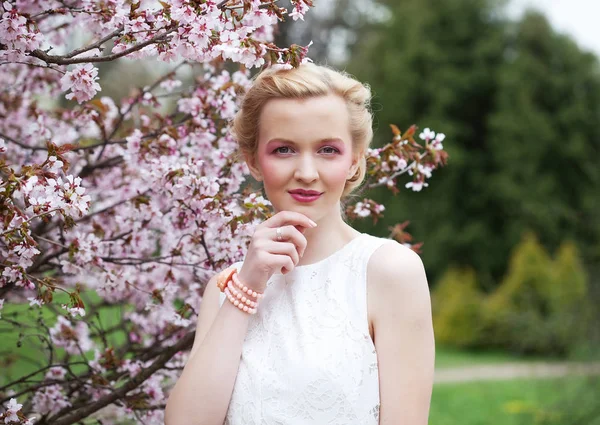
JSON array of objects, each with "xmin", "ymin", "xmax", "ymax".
[
  {"xmin": 321, "ymin": 146, "xmax": 340, "ymax": 154},
  {"xmin": 273, "ymin": 146, "xmax": 293, "ymax": 154}
]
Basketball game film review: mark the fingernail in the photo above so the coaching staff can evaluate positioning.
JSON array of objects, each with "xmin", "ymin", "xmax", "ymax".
[{"xmin": 310, "ymin": 220, "xmax": 317, "ymax": 227}]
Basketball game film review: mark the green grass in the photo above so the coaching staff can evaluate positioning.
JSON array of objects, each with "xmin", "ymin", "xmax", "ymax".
[
  {"xmin": 430, "ymin": 376, "xmax": 600, "ymax": 425},
  {"xmin": 0, "ymin": 290, "xmax": 130, "ymax": 387},
  {"xmin": 435, "ymin": 345, "xmax": 562, "ymax": 369}
]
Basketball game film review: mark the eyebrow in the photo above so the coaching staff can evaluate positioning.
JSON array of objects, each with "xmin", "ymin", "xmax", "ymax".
[{"xmin": 266, "ymin": 137, "xmax": 344, "ymax": 146}]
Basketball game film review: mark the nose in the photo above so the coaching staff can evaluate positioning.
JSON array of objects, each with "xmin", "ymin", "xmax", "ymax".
[{"xmin": 293, "ymin": 153, "xmax": 319, "ymax": 183}]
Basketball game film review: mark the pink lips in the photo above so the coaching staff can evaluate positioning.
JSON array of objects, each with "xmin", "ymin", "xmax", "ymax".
[{"xmin": 288, "ymin": 190, "xmax": 322, "ymax": 203}]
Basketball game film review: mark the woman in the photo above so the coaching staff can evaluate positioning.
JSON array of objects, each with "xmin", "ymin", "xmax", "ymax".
[{"xmin": 165, "ymin": 63, "xmax": 435, "ymax": 425}]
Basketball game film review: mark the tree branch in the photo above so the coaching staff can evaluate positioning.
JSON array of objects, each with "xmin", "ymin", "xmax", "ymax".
[
  {"xmin": 29, "ymin": 28, "xmax": 176, "ymax": 66},
  {"xmin": 43, "ymin": 331, "xmax": 195, "ymax": 425}
]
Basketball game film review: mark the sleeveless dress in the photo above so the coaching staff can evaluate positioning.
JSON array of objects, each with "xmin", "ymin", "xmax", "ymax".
[{"xmin": 218, "ymin": 232, "xmax": 395, "ymax": 425}]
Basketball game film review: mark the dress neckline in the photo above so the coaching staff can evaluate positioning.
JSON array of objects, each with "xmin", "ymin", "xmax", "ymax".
[{"xmin": 290, "ymin": 232, "xmax": 366, "ymax": 271}]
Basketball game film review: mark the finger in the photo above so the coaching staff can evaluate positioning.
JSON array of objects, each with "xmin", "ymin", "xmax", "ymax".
[
  {"xmin": 263, "ymin": 210, "xmax": 317, "ymax": 231},
  {"xmin": 267, "ymin": 253, "xmax": 295, "ymax": 275},
  {"xmin": 273, "ymin": 225, "xmax": 307, "ymax": 257},
  {"xmin": 266, "ymin": 241, "xmax": 300, "ymax": 267}
]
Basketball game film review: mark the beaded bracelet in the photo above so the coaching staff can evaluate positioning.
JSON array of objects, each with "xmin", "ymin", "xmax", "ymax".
[
  {"xmin": 227, "ymin": 280, "xmax": 258, "ymax": 308},
  {"xmin": 224, "ymin": 285, "xmax": 258, "ymax": 314},
  {"xmin": 215, "ymin": 266, "xmax": 263, "ymax": 315},
  {"xmin": 232, "ymin": 271, "xmax": 264, "ymax": 300}
]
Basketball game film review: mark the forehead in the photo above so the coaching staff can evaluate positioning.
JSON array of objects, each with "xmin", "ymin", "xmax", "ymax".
[{"xmin": 258, "ymin": 94, "xmax": 350, "ymax": 144}]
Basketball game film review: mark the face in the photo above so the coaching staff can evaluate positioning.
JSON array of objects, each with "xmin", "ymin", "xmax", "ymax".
[{"xmin": 246, "ymin": 94, "xmax": 360, "ymax": 221}]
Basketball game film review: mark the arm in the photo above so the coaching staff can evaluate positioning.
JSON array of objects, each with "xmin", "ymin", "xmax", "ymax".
[
  {"xmin": 164, "ymin": 272, "xmax": 251, "ymax": 425},
  {"xmin": 368, "ymin": 243, "xmax": 435, "ymax": 425}
]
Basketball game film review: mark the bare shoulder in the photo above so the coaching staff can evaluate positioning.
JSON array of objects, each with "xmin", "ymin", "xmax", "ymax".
[
  {"xmin": 366, "ymin": 239, "xmax": 435, "ymax": 424},
  {"xmin": 368, "ymin": 239, "xmax": 427, "ymax": 290},
  {"xmin": 367, "ymin": 239, "xmax": 431, "ymax": 333}
]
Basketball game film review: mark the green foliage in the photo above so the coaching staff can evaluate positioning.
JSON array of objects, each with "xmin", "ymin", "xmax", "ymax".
[
  {"xmin": 482, "ymin": 232, "xmax": 591, "ymax": 356},
  {"xmin": 432, "ymin": 267, "xmax": 484, "ymax": 348},
  {"xmin": 348, "ymin": 0, "xmax": 600, "ymax": 288},
  {"xmin": 432, "ymin": 232, "xmax": 592, "ymax": 356},
  {"xmin": 545, "ymin": 240, "xmax": 593, "ymax": 354}
]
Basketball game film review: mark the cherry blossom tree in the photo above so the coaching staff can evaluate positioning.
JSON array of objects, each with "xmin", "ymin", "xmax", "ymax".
[{"xmin": 0, "ymin": 0, "xmax": 447, "ymax": 423}]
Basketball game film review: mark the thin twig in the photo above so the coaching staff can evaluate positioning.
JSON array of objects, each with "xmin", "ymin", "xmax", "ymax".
[{"xmin": 29, "ymin": 27, "xmax": 176, "ymax": 66}]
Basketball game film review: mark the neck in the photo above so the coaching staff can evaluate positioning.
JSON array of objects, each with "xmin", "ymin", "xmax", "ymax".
[{"xmin": 294, "ymin": 203, "xmax": 360, "ymax": 266}]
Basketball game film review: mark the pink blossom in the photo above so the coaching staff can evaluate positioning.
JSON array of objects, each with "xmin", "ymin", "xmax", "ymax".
[
  {"xmin": 419, "ymin": 127, "xmax": 436, "ymax": 141},
  {"xmin": 49, "ymin": 316, "xmax": 93, "ymax": 355},
  {"xmin": 431, "ymin": 132, "xmax": 446, "ymax": 150},
  {"xmin": 159, "ymin": 79, "xmax": 182, "ymax": 92},
  {"xmin": 405, "ymin": 180, "xmax": 429, "ymax": 191},
  {"xmin": 171, "ymin": 4, "xmax": 197, "ymax": 25},
  {"xmin": 60, "ymin": 63, "xmax": 101, "ymax": 104},
  {"xmin": 289, "ymin": 1, "xmax": 309, "ymax": 21},
  {"xmin": 124, "ymin": 16, "xmax": 151, "ymax": 38},
  {"xmin": 353, "ymin": 202, "xmax": 371, "ymax": 218},
  {"xmin": 46, "ymin": 155, "xmax": 64, "ymax": 173},
  {"xmin": 45, "ymin": 366, "xmax": 67, "ymax": 380},
  {"xmin": 32, "ymin": 384, "xmax": 71, "ymax": 416},
  {"xmin": 62, "ymin": 304, "xmax": 86, "ymax": 318},
  {"xmin": 0, "ymin": 3, "xmax": 44, "ymax": 52},
  {"xmin": 3, "ymin": 398, "xmax": 22, "ymax": 423},
  {"xmin": 367, "ymin": 148, "xmax": 381, "ymax": 159},
  {"xmin": 13, "ymin": 243, "xmax": 40, "ymax": 268},
  {"xmin": 27, "ymin": 297, "xmax": 44, "ymax": 307},
  {"xmin": 126, "ymin": 128, "xmax": 144, "ymax": 155},
  {"xmin": 1, "ymin": 266, "xmax": 26, "ymax": 287}
]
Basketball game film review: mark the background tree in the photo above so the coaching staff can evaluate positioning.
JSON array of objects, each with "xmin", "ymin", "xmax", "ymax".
[{"xmin": 347, "ymin": 0, "xmax": 600, "ymax": 289}]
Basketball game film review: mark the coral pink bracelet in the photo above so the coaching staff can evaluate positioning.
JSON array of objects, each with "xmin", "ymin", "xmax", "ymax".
[
  {"xmin": 224, "ymin": 287, "xmax": 257, "ymax": 314},
  {"xmin": 215, "ymin": 267, "xmax": 263, "ymax": 315},
  {"xmin": 227, "ymin": 281, "xmax": 258, "ymax": 308}
]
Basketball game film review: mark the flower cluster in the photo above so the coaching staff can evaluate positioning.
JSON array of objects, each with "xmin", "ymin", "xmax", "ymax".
[
  {"xmin": 0, "ymin": 1, "xmax": 448, "ymax": 424},
  {"xmin": 346, "ymin": 199, "xmax": 386, "ymax": 223},
  {"xmin": 0, "ymin": 398, "xmax": 34, "ymax": 425},
  {"xmin": 0, "ymin": 2, "xmax": 44, "ymax": 55},
  {"xmin": 365, "ymin": 124, "xmax": 448, "ymax": 194},
  {"xmin": 60, "ymin": 63, "xmax": 102, "ymax": 104}
]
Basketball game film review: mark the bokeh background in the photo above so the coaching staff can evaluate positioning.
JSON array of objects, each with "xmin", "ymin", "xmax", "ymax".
[{"xmin": 274, "ymin": 0, "xmax": 600, "ymax": 423}]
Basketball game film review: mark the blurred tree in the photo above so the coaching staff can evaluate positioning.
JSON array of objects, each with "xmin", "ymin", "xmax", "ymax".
[
  {"xmin": 431, "ymin": 266, "xmax": 484, "ymax": 348},
  {"xmin": 486, "ymin": 11, "xmax": 600, "ymax": 277},
  {"xmin": 274, "ymin": 0, "xmax": 390, "ymax": 65},
  {"xmin": 347, "ymin": 0, "xmax": 508, "ymax": 288},
  {"xmin": 482, "ymin": 232, "xmax": 590, "ymax": 356},
  {"xmin": 346, "ymin": 0, "xmax": 600, "ymax": 288}
]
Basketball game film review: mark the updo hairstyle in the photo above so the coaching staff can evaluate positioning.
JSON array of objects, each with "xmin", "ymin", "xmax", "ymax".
[{"xmin": 231, "ymin": 63, "xmax": 374, "ymax": 199}]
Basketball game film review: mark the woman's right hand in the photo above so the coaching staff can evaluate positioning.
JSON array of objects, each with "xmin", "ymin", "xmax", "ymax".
[{"xmin": 237, "ymin": 211, "xmax": 317, "ymax": 294}]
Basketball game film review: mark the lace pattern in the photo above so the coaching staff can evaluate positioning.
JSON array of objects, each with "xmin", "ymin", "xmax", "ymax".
[{"xmin": 218, "ymin": 234, "xmax": 393, "ymax": 424}]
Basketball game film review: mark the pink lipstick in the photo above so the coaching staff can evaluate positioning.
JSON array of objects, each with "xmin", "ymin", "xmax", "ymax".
[{"xmin": 288, "ymin": 189, "xmax": 323, "ymax": 203}]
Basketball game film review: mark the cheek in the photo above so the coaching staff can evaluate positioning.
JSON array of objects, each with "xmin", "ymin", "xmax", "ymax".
[
  {"xmin": 257, "ymin": 152, "xmax": 285, "ymax": 184},
  {"xmin": 324, "ymin": 159, "xmax": 353, "ymax": 187}
]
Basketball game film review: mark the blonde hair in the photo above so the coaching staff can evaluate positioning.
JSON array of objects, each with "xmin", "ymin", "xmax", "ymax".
[{"xmin": 231, "ymin": 62, "xmax": 374, "ymax": 199}]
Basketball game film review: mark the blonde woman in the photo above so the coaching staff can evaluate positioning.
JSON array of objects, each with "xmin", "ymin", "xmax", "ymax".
[{"xmin": 165, "ymin": 63, "xmax": 435, "ymax": 425}]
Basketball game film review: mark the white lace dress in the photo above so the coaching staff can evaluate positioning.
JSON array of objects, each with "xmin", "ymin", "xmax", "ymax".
[{"xmin": 218, "ymin": 232, "xmax": 393, "ymax": 425}]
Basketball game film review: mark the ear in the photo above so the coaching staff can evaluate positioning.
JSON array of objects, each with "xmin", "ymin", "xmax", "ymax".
[
  {"xmin": 347, "ymin": 152, "xmax": 362, "ymax": 179},
  {"xmin": 244, "ymin": 152, "xmax": 263, "ymax": 182}
]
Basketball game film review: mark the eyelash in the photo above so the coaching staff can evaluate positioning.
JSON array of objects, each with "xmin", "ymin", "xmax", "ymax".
[{"xmin": 273, "ymin": 146, "xmax": 340, "ymax": 155}]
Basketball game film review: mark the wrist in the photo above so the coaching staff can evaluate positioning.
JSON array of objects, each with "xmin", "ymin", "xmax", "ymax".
[
  {"xmin": 216, "ymin": 266, "xmax": 263, "ymax": 315},
  {"xmin": 237, "ymin": 269, "xmax": 265, "ymax": 294}
]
